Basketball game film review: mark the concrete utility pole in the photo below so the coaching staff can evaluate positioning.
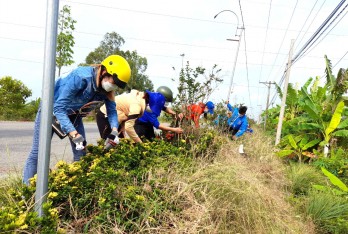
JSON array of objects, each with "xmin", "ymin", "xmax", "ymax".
[
  {"xmin": 275, "ymin": 39, "xmax": 295, "ymax": 145},
  {"xmin": 213, "ymin": 9, "xmax": 244, "ymax": 101},
  {"xmin": 35, "ymin": 0, "xmax": 59, "ymax": 217},
  {"xmin": 226, "ymin": 28, "xmax": 244, "ymax": 101},
  {"xmin": 259, "ymin": 81, "xmax": 276, "ymax": 129}
]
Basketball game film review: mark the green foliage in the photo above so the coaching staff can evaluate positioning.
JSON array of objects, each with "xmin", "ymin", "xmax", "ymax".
[
  {"xmin": 0, "ymin": 76, "xmax": 33, "ymax": 120},
  {"xmin": 84, "ymin": 32, "xmax": 124, "ymax": 64},
  {"xmin": 0, "ymin": 128, "xmax": 227, "ymax": 232},
  {"xmin": 83, "ymin": 32, "xmax": 153, "ymax": 92},
  {"xmin": 175, "ymin": 62, "xmax": 222, "ymax": 116},
  {"xmin": 267, "ymin": 56, "xmax": 348, "ymax": 163},
  {"xmin": 324, "ymin": 100, "xmax": 345, "ymax": 143},
  {"xmin": 305, "ymin": 190, "xmax": 348, "ymax": 234},
  {"xmin": 287, "ymin": 163, "xmax": 325, "ymax": 196},
  {"xmin": 277, "ymin": 135, "xmax": 320, "ymax": 162},
  {"xmin": 313, "ymin": 148, "xmax": 348, "ymax": 183},
  {"xmin": 56, "ymin": 5, "xmax": 76, "ymax": 76},
  {"xmin": 0, "ymin": 183, "xmax": 61, "ymax": 233},
  {"xmin": 321, "ymin": 167, "xmax": 348, "ymax": 192}
]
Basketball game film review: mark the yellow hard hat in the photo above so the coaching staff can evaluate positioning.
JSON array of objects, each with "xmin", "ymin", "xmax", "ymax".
[{"xmin": 101, "ymin": 55, "xmax": 131, "ymax": 89}]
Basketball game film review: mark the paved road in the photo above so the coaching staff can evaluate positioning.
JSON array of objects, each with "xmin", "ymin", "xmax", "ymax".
[{"xmin": 0, "ymin": 121, "xmax": 100, "ymax": 178}]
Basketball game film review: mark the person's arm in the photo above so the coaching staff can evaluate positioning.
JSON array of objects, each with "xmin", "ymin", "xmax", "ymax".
[
  {"xmin": 105, "ymin": 97, "xmax": 118, "ymax": 131},
  {"xmin": 158, "ymin": 124, "xmax": 183, "ymax": 134},
  {"xmin": 164, "ymin": 107, "xmax": 176, "ymax": 116},
  {"xmin": 124, "ymin": 117, "xmax": 142, "ymax": 143},
  {"xmin": 227, "ymin": 103, "xmax": 233, "ymax": 112},
  {"xmin": 54, "ymin": 73, "xmax": 87, "ymax": 135},
  {"xmin": 235, "ymin": 118, "xmax": 248, "ymax": 138}
]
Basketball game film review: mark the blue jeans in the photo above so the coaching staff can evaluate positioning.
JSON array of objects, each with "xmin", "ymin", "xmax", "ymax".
[{"xmin": 23, "ymin": 107, "xmax": 86, "ymax": 185}]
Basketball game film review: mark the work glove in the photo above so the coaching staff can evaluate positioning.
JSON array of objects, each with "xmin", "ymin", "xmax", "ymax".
[
  {"xmin": 72, "ymin": 135, "xmax": 86, "ymax": 150},
  {"xmin": 105, "ymin": 130, "xmax": 120, "ymax": 150}
]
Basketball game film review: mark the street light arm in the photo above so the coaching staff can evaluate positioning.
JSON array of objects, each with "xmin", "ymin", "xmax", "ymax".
[{"xmin": 214, "ymin": 9, "xmax": 240, "ymax": 32}]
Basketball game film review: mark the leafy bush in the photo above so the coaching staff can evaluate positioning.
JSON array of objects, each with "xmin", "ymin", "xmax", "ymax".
[
  {"xmin": 313, "ymin": 148, "xmax": 348, "ymax": 183},
  {"xmin": 1, "ymin": 129, "xmax": 225, "ymax": 233}
]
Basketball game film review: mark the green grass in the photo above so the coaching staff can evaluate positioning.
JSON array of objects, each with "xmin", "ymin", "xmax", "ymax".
[{"xmin": 287, "ymin": 163, "xmax": 326, "ymax": 196}]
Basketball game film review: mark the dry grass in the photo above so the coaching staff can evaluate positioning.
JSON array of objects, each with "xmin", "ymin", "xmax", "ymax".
[{"xmin": 138, "ymin": 130, "xmax": 316, "ymax": 234}]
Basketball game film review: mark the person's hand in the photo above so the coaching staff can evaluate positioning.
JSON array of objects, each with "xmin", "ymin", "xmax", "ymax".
[
  {"xmin": 174, "ymin": 127, "xmax": 184, "ymax": 134},
  {"xmin": 177, "ymin": 113, "xmax": 184, "ymax": 120},
  {"xmin": 71, "ymin": 134, "xmax": 86, "ymax": 150},
  {"xmin": 105, "ymin": 130, "xmax": 120, "ymax": 150},
  {"xmin": 232, "ymin": 135, "xmax": 237, "ymax": 140}
]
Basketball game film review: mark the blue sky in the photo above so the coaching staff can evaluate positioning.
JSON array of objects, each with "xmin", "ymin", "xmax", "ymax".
[{"xmin": 1, "ymin": 0, "xmax": 347, "ymax": 120}]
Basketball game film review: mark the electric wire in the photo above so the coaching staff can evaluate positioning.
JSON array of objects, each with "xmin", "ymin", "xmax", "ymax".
[
  {"xmin": 257, "ymin": 0, "xmax": 273, "ymax": 107},
  {"xmin": 293, "ymin": 0, "xmax": 319, "ymax": 46},
  {"xmin": 266, "ymin": 0, "xmax": 299, "ymax": 82},
  {"xmin": 267, "ymin": 0, "xmax": 320, "ymax": 85},
  {"xmin": 262, "ymin": 0, "xmax": 299, "ymax": 106},
  {"xmin": 294, "ymin": 0, "xmax": 327, "ymax": 52},
  {"xmin": 292, "ymin": 0, "xmax": 346, "ymax": 63},
  {"xmin": 269, "ymin": 0, "xmax": 347, "ymax": 108},
  {"xmin": 258, "ymin": 0, "xmax": 272, "ymax": 83},
  {"xmin": 239, "ymin": 0, "xmax": 252, "ymax": 107},
  {"xmin": 293, "ymin": 2, "xmax": 348, "ymax": 64},
  {"xmin": 333, "ymin": 50, "xmax": 348, "ymax": 69}
]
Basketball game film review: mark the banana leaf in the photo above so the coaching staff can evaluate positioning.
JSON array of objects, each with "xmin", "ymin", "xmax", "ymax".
[
  {"xmin": 302, "ymin": 139, "xmax": 321, "ymax": 150},
  {"xmin": 303, "ymin": 77, "xmax": 313, "ymax": 91},
  {"xmin": 321, "ymin": 167, "xmax": 348, "ymax": 192},
  {"xmin": 296, "ymin": 123, "xmax": 322, "ymax": 130},
  {"xmin": 337, "ymin": 118, "xmax": 348, "ymax": 129},
  {"xmin": 288, "ymin": 135, "xmax": 298, "ymax": 149},
  {"xmin": 276, "ymin": 150, "xmax": 294, "ymax": 157},
  {"xmin": 332, "ymin": 130, "xmax": 348, "ymax": 137},
  {"xmin": 299, "ymin": 135, "xmax": 309, "ymax": 149},
  {"xmin": 324, "ymin": 55, "xmax": 335, "ymax": 89},
  {"xmin": 325, "ymin": 101, "xmax": 344, "ymax": 142}
]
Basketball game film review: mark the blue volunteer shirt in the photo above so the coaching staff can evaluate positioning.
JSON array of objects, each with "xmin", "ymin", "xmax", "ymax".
[
  {"xmin": 54, "ymin": 66, "xmax": 118, "ymax": 134},
  {"xmin": 138, "ymin": 111, "xmax": 160, "ymax": 129},
  {"xmin": 226, "ymin": 103, "xmax": 248, "ymax": 137}
]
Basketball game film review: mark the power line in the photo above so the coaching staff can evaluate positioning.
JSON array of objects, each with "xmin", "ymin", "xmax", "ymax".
[
  {"xmin": 292, "ymin": 0, "xmax": 347, "ymax": 63},
  {"xmin": 275, "ymin": 0, "xmax": 320, "ymax": 86},
  {"xmin": 295, "ymin": 0, "xmax": 320, "ymax": 44},
  {"xmin": 269, "ymin": 0, "xmax": 347, "ymax": 107},
  {"xmin": 258, "ymin": 0, "xmax": 273, "ymax": 83},
  {"xmin": 294, "ymin": 2, "xmax": 348, "ymax": 63},
  {"xmin": 266, "ymin": 0, "xmax": 299, "ymax": 82},
  {"xmin": 239, "ymin": 0, "xmax": 252, "ymax": 107},
  {"xmin": 294, "ymin": 0, "xmax": 327, "ymax": 52}
]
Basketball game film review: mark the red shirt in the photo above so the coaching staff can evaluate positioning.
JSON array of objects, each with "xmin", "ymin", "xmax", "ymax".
[{"xmin": 187, "ymin": 102, "xmax": 205, "ymax": 127}]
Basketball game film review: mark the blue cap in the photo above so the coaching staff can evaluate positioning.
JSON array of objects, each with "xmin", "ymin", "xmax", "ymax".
[
  {"xmin": 146, "ymin": 91, "xmax": 166, "ymax": 116},
  {"xmin": 206, "ymin": 101, "xmax": 215, "ymax": 114}
]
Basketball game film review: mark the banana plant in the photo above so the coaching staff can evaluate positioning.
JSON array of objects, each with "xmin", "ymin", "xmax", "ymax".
[
  {"xmin": 313, "ymin": 167, "xmax": 348, "ymax": 196},
  {"xmin": 277, "ymin": 134, "xmax": 320, "ymax": 162}
]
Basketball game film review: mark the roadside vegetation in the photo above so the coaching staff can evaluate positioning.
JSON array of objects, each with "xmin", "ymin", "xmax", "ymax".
[{"xmin": 0, "ymin": 5, "xmax": 347, "ymax": 231}]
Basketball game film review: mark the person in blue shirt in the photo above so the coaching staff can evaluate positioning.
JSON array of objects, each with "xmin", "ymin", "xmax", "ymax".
[
  {"xmin": 226, "ymin": 101, "xmax": 249, "ymax": 140},
  {"xmin": 134, "ymin": 91, "xmax": 183, "ymax": 140},
  {"xmin": 23, "ymin": 55, "xmax": 131, "ymax": 185}
]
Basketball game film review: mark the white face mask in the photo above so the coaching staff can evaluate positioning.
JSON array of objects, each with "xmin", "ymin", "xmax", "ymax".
[
  {"xmin": 102, "ymin": 81, "xmax": 117, "ymax": 92},
  {"xmin": 164, "ymin": 102, "xmax": 170, "ymax": 107}
]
